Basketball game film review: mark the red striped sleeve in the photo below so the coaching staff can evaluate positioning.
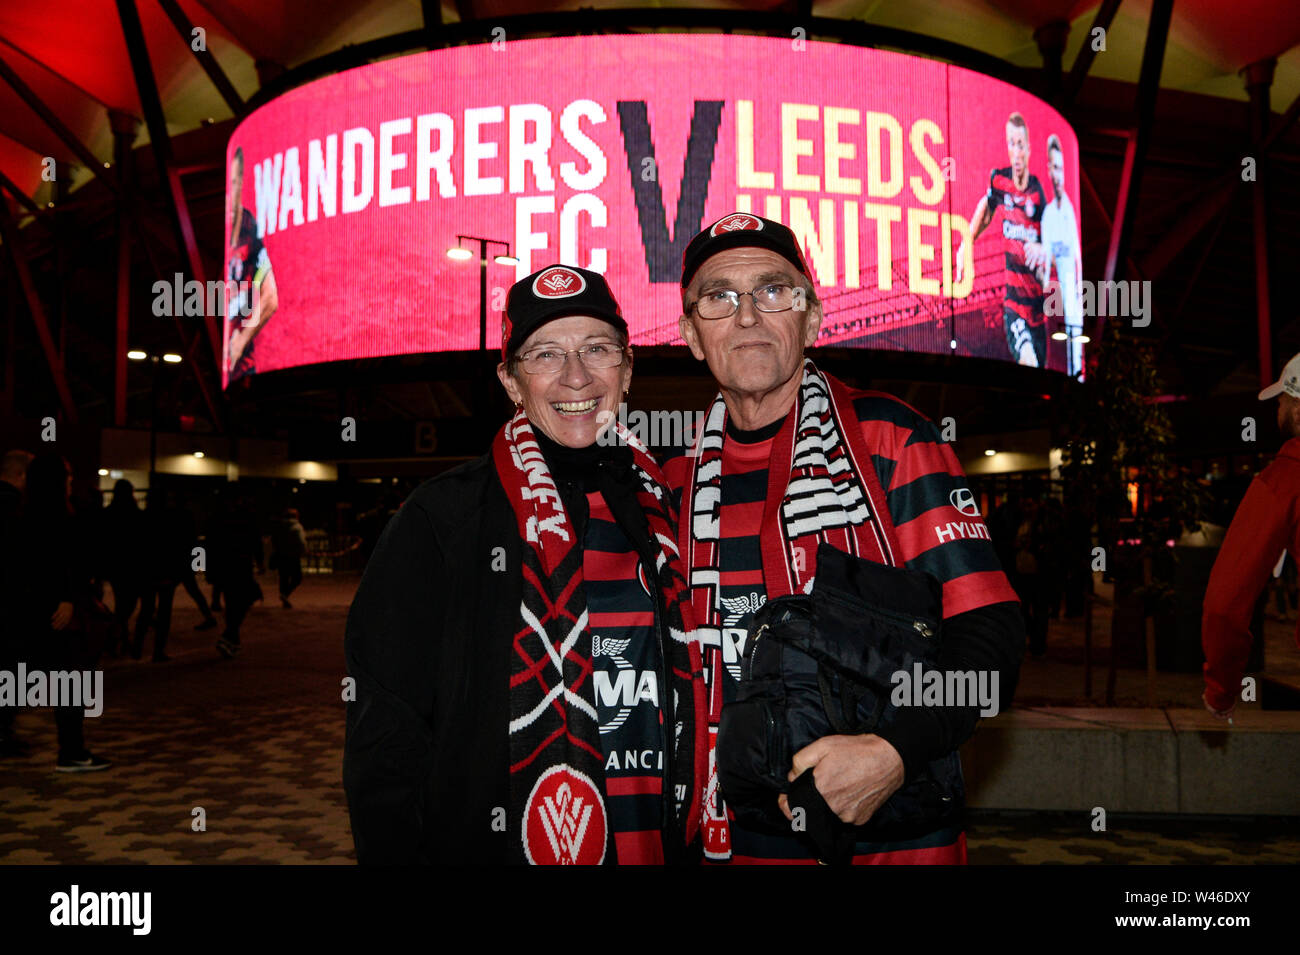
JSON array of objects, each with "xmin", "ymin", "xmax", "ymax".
[
  {"xmin": 849, "ymin": 387, "xmax": 1019, "ymax": 616},
  {"xmin": 943, "ymin": 571, "xmax": 1018, "ymax": 616}
]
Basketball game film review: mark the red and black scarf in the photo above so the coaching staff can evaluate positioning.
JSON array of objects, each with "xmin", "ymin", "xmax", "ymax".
[
  {"xmin": 677, "ymin": 360, "xmax": 904, "ymax": 860},
  {"xmin": 493, "ymin": 410, "xmax": 707, "ymax": 864}
]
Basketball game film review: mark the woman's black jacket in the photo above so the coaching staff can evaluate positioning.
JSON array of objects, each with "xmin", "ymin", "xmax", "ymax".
[{"xmin": 343, "ymin": 452, "xmax": 525, "ymax": 864}]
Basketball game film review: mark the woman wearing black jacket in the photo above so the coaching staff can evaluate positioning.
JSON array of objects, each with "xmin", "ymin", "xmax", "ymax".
[{"xmin": 343, "ymin": 266, "xmax": 707, "ymax": 864}]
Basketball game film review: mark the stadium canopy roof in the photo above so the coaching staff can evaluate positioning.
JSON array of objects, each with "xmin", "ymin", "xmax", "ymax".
[
  {"xmin": 1, "ymin": 0, "xmax": 1298, "ymax": 202},
  {"xmin": 2, "ymin": 0, "xmax": 1299, "ymax": 442}
]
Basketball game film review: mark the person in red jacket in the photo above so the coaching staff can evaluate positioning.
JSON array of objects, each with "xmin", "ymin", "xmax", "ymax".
[{"xmin": 1202, "ymin": 352, "xmax": 1300, "ymax": 719}]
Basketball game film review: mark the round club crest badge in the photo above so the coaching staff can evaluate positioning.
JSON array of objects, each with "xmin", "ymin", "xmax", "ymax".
[
  {"xmin": 709, "ymin": 212, "xmax": 763, "ymax": 236},
  {"xmin": 532, "ymin": 266, "xmax": 587, "ymax": 299},
  {"xmin": 522, "ymin": 765, "xmax": 607, "ymax": 865}
]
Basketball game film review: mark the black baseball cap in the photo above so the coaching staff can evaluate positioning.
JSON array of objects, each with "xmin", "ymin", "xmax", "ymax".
[
  {"xmin": 680, "ymin": 212, "xmax": 812, "ymax": 289},
  {"xmin": 502, "ymin": 264, "xmax": 628, "ymax": 360}
]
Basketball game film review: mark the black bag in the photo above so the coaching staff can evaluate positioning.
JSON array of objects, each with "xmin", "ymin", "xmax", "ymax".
[{"xmin": 716, "ymin": 542, "xmax": 964, "ymax": 860}]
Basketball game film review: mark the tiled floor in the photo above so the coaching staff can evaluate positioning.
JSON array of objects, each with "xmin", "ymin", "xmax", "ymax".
[
  {"xmin": 1, "ymin": 577, "xmax": 354, "ymax": 864},
  {"xmin": 1, "ymin": 575, "xmax": 1295, "ymax": 864},
  {"xmin": 966, "ymin": 812, "xmax": 1300, "ymax": 864}
]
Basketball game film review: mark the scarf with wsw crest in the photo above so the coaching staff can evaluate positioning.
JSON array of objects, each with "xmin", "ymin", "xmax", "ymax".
[
  {"xmin": 677, "ymin": 360, "xmax": 905, "ymax": 860},
  {"xmin": 492, "ymin": 409, "xmax": 707, "ymax": 865}
]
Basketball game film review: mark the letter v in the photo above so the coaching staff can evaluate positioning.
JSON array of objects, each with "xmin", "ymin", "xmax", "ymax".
[{"xmin": 616, "ymin": 100, "xmax": 724, "ymax": 282}]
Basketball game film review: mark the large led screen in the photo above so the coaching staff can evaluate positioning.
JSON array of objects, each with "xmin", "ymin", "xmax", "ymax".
[{"xmin": 222, "ymin": 34, "xmax": 1083, "ymax": 387}]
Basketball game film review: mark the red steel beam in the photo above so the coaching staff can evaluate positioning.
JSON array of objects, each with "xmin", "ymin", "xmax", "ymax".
[
  {"xmin": 155, "ymin": 0, "xmax": 246, "ymax": 117},
  {"xmin": 1137, "ymin": 171, "xmax": 1237, "ymax": 279},
  {"xmin": 0, "ymin": 196, "xmax": 77, "ymax": 423},
  {"xmin": 1261, "ymin": 88, "xmax": 1300, "ymax": 153},
  {"xmin": 2, "ymin": 275, "xmax": 14, "ymax": 417},
  {"xmin": 1061, "ymin": 0, "xmax": 1123, "ymax": 105},
  {"xmin": 1246, "ymin": 59, "xmax": 1276, "ymax": 388},
  {"xmin": 0, "ymin": 51, "xmax": 117, "ymax": 197},
  {"xmin": 112, "ymin": 110, "xmax": 138, "ymax": 427},
  {"xmin": 0, "ymin": 169, "xmax": 41, "ymax": 216},
  {"xmin": 117, "ymin": 0, "xmax": 223, "ymax": 367},
  {"xmin": 120, "ymin": 190, "xmax": 226, "ymax": 429},
  {"xmin": 1078, "ymin": 162, "xmax": 1144, "ymax": 281},
  {"xmin": 1099, "ymin": 0, "xmax": 1173, "ymax": 345}
]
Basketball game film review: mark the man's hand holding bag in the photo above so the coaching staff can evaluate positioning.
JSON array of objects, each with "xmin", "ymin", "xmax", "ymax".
[{"xmin": 716, "ymin": 542, "xmax": 964, "ymax": 860}]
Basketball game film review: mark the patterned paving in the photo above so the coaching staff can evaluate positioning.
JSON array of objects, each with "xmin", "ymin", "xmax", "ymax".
[
  {"xmin": 1, "ymin": 575, "xmax": 1296, "ymax": 865},
  {"xmin": 0, "ymin": 577, "xmax": 354, "ymax": 864},
  {"xmin": 966, "ymin": 812, "xmax": 1300, "ymax": 865}
]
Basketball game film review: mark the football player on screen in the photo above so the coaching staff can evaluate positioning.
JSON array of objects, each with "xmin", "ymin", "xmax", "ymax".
[
  {"xmin": 1040, "ymin": 133, "xmax": 1085, "ymax": 379},
  {"xmin": 956, "ymin": 111, "xmax": 1049, "ymax": 367},
  {"xmin": 225, "ymin": 146, "xmax": 279, "ymax": 381}
]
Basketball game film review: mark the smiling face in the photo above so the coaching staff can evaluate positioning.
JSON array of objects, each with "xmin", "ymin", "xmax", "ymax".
[
  {"xmin": 497, "ymin": 314, "xmax": 631, "ymax": 448},
  {"xmin": 678, "ymin": 247, "xmax": 821, "ymax": 414}
]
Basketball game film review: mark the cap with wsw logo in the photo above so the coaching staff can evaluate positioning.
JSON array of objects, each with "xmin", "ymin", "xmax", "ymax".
[
  {"xmin": 1259, "ymin": 352, "xmax": 1300, "ymax": 401},
  {"xmin": 680, "ymin": 212, "xmax": 812, "ymax": 288},
  {"xmin": 502, "ymin": 264, "xmax": 627, "ymax": 360}
]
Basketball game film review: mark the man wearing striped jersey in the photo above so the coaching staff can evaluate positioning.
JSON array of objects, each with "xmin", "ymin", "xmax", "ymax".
[
  {"xmin": 1040, "ymin": 134, "xmax": 1085, "ymax": 378},
  {"xmin": 665, "ymin": 213, "xmax": 1025, "ymax": 865},
  {"xmin": 956, "ymin": 112, "xmax": 1050, "ymax": 367}
]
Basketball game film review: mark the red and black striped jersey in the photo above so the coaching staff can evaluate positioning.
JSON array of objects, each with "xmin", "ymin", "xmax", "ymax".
[
  {"xmin": 663, "ymin": 387, "xmax": 1016, "ymax": 864},
  {"xmin": 986, "ymin": 167, "xmax": 1047, "ymax": 321},
  {"xmin": 663, "ymin": 391, "xmax": 1017, "ymax": 619},
  {"xmin": 582, "ymin": 489, "xmax": 666, "ymax": 865},
  {"xmin": 850, "ymin": 391, "xmax": 1018, "ymax": 615}
]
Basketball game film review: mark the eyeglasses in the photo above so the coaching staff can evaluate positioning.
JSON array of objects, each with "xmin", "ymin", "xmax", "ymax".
[
  {"xmin": 516, "ymin": 342, "xmax": 627, "ymax": 375},
  {"xmin": 688, "ymin": 283, "xmax": 800, "ymax": 320}
]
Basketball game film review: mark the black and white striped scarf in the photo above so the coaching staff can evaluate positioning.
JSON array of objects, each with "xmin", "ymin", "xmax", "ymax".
[{"xmin": 678, "ymin": 359, "xmax": 901, "ymax": 859}]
